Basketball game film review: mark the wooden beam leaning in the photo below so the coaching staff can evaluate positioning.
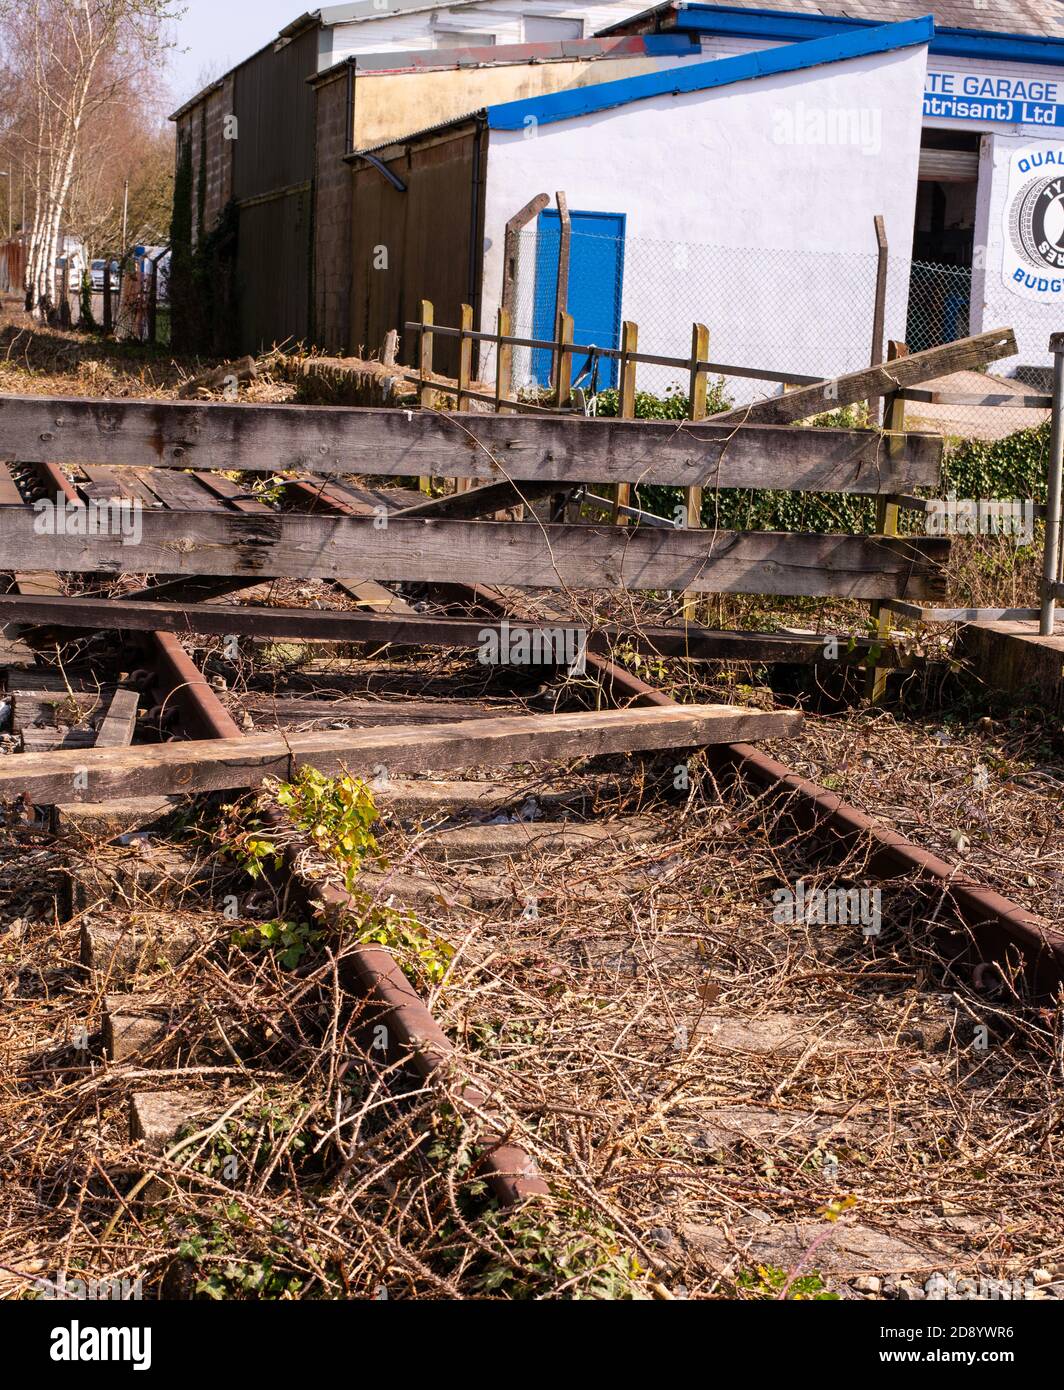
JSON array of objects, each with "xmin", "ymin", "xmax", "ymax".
[
  {"xmin": 0, "ymin": 704, "xmax": 803, "ymax": 805},
  {"xmin": 393, "ymin": 477, "xmax": 563, "ymax": 521},
  {"xmin": 709, "ymin": 328, "xmax": 1017, "ymax": 425},
  {"xmin": 0, "ymin": 394, "xmax": 942, "ymax": 491},
  {"xmin": 0, "ymin": 512, "xmax": 950, "ymax": 599}
]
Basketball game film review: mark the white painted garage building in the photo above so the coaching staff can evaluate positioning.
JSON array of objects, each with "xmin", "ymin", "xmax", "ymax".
[
  {"xmin": 351, "ymin": 3, "xmax": 1064, "ymax": 403},
  {"xmin": 478, "ymin": 17, "xmax": 931, "ymax": 393},
  {"xmin": 597, "ymin": 1, "xmax": 1064, "ymax": 383}
]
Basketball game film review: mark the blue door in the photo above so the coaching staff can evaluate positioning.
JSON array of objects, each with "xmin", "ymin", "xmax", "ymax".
[{"xmin": 532, "ymin": 209, "xmax": 626, "ymax": 390}]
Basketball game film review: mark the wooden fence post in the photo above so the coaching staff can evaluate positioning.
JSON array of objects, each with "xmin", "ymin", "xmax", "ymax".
[
  {"xmin": 682, "ymin": 322, "xmax": 710, "ymax": 620},
  {"xmin": 455, "ymin": 303, "xmax": 474, "ymax": 492},
  {"xmin": 866, "ymin": 338, "xmax": 908, "ymax": 702},
  {"xmin": 613, "ymin": 320, "xmax": 638, "ymax": 524},
  {"xmin": 554, "ymin": 310, "xmax": 573, "ymax": 410},
  {"xmin": 495, "ymin": 307, "xmax": 513, "ymax": 415},
  {"xmin": 418, "ymin": 298, "xmax": 434, "ymax": 494},
  {"xmin": 552, "ymin": 311, "xmax": 575, "ymax": 521}
]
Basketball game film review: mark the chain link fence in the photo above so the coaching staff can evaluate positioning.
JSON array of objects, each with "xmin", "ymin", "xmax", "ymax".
[{"xmin": 507, "ymin": 226, "xmax": 1050, "ymax": 442}]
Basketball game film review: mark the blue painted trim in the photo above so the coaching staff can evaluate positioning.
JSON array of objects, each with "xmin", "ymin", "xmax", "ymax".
[
  {"xmin": 642, "ymin": 33, "xmax": 700, "ymax": 54},
  {"xmin": 672, "ymin": 7, "xmax": 861, "ymax": 43},
  {"xmin": 932, "ymin": 31, "xmax": 1064, "ymax": 68},
  {"xmin": 672, "ymin": 5, "xmax": 1064, "ymax": 69},
  {"xmin": 486, "ymin": 15, "xmax": 934, "ymax": 130}
]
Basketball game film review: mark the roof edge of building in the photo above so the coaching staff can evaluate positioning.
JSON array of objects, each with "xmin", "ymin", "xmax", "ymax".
[
  {"xmin": 597, "ymin": 3, "xmax": 1064, "ymax": 63},
  {"xmin": 348, "ymin": 111, "xmax": 487, "ymax": 163},
  {"xmin": 488, "ymin": 12, "xmax": 934, "ymax": 132},
  {"xmin": 311, "ymin": 32, "xmax": 695, "ymax": 84},
  {"xmin": 170, "ymin": 9, "xmax": 325, "ymax": 120}
]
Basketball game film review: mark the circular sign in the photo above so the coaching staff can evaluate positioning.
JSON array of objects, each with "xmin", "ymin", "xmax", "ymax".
[{"xmin": 1009, "ymin": 174, "xmax": 1064, "ymax": 271}]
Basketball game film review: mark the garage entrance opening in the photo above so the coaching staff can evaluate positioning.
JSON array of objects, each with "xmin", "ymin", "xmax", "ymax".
[{"xmin": 907, "ymin": 130, "xmax": 980, "ymax": 351}]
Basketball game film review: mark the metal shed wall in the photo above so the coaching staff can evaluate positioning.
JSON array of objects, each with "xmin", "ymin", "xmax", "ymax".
[
  {"xmin": 232, "ymin": 25, "xmax": 319, "ymax": 201},
  {"xmin": 350, "ymin": 122, "xmax": 486, "ymax": 374},
  {"xmin": 228, "ymin": 23, "xmax": 320, "ymax": 350},
  {"xmin": 236, "ymin": 187, "xmax": 314, "ymax": 352}
]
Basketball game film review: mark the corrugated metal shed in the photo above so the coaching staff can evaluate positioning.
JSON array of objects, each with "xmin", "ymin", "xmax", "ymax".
[
  {"xmin": 350, "ymin": 119, "xmax": 486, "ymax": 369},
  {"xmin": 232, "ymin": 23, "xmax": 320, "ymax": 200},
  {"xmin": 237, "ymin": 187, "xmax": 314, "ymax": 351}
]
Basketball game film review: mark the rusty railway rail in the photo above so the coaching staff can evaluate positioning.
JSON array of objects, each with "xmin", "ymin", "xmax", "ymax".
[
  {"xmin": 3, "ymin": 437, "xmax": 1061, "ymax": 1239},
  {"xmin": 13, "ymin": 457, "xmax": 550, "ymax": 1204}
]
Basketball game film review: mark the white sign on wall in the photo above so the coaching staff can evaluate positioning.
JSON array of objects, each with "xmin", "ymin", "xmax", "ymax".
[{"xmin": 1002, "ymin": 145, "xmax": 1064, "ymax": 299}]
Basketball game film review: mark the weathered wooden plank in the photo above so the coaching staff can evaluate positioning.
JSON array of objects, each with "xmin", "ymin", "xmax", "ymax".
[
  {"xmin": 126, "ymin": 575, "xmax": 262, "ymax": 605},
  {"xmin": 897, "ymin": 388, "xmax": 1051, "ymax": 409},
  {"xmin": 334, "ymin": 579, "xmax": 414, "ymax": 613},
  {"xmin": 13, "ymin": 571, "xmax": 63, "ymax": 597},
  {"xmin": 0, "ymin": 394, "xmax": 942, "ymax": 491},
  {"xmin": 238, "ymin": 696, "xmax": 514, "ymax": 729},
  {"xmin": 0, "ymin": 628, "xmax": 37, "ymax": 668},
  {"xmin": 79, "ymin": 465, "xmax": 163, "ymax": 508},
  {"xmin": 711, "ymin": 328, "xmax": 1017, "ymax": 425},
  {"xmin": 94, "ymin": 687, "xmax": 140, "ymax": 748},
  {"xmin": 191, "ymin": 471, "xmax": 273, "ymax": 514},
  {"xmin": 0, "ymin": 593, "xmax": 897, "ymax": 663},
  {"xmin": 0, "ymin": 512, "xmax": 949, "ymax": 599},
  {"xmin": 0, "ymin": 703, "xmax": 802, "ymax": 803},
  {"xmin": 132, "ymin": 468, "xmax": 226, "ymax": 512},
  {"xmin": 51, "ymin": 685, "xmax": 140, "ymax": 820}
]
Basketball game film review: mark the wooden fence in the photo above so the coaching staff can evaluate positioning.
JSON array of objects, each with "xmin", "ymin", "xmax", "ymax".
[
  {"xmin": 0, "ymin": 388, "xmax": 949, "ymax": 608},
  {"xmin": 1, "ymin": 321, "xmax": 1030, "ymax": 696}
]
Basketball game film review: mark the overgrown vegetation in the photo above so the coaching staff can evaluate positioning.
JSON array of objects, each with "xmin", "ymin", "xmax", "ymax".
[
  {"xmin": 169, "ymin": 130, "xmax": 239, "ymax": 356},
  {"xmin": 601, "ymin": 386, "xmax": 1050, "ymax": 538},
  {"xmin": 226, "ymin": 768, "xmax": 455, "ymax": 990},
  {"xmin": 592, "ymin": 380, "xmax": 731, "ymax": 420},
  {"xmin": 736, "ymin": 1264, "xmax": 839, "ymax": 1300}
]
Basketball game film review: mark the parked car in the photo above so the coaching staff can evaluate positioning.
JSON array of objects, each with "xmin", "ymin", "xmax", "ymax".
[
  {"xmin": 89, "ymin": 258, "xmax": 120, "ymax": 291},
  {"xmin": 55, "ymin": 252, "xmax": 86, "ymax": 284}
]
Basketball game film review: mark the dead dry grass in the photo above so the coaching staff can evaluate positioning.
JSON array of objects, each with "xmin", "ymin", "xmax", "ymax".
[
  {"xmin": 1, "ymin": 315, "xmax": 1061, "ymax": 1300},
  {"xmin": 1, "ymin": 625, "xmax": 1061, "ymax": 1301},
  {"xmin": 2, "ymin": 747, "xmax": 1063, "ymax": 1302}
]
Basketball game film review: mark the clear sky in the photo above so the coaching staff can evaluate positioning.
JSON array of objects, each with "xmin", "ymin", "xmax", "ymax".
[{"xmin": 165, "ymin": 0, "xmax": 307, "ymax": 107}]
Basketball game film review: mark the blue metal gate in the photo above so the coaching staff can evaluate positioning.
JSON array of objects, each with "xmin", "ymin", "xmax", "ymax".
[{"xmin": 532, "ymin": 209, "xmax": 626, "ymax": 389}]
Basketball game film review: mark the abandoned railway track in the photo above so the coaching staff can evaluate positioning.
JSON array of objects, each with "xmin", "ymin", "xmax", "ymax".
[{"xmin": 2, "ymin": 381, "xmax": 1063, "ymax": 1302}]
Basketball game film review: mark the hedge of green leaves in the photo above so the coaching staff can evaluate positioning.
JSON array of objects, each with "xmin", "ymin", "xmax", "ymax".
[{"xmin": 592, "ymin": 386, "xmax": 1051, "ymax": 533}]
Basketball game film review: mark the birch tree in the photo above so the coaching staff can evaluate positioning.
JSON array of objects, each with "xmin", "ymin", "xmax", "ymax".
[{"xmin": 1, "ymin": 0, "xmax": 177, "ymax": 315}]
